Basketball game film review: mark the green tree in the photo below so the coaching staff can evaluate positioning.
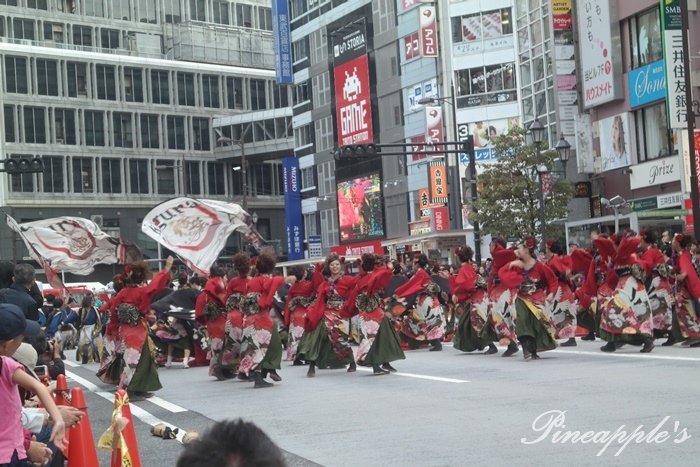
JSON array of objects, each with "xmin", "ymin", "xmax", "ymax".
[{"xmin": 471, "ymin": 127, "xmax": 574, "ymax": 241}]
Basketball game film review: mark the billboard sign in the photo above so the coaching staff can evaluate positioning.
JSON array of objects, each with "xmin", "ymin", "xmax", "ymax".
[
  {"xmin": 334, "ymin": 54, "xmax": 373, "ymax": 147},
  {"xmin": 337, "ymin": 173, "xmax": 385, "ymax": 243},
  {"xmin": 419, "ymin": 6, "xmax": 438, "ymax": 57},
  {"xmin": 271, "ymin": 0, "xmax": 292, "ymax": 84},
  {"xmin": 628, "ymin": 59, "xmax": 666, "ymax": 108},
  {"xmin": 282, "ymin": 157, "xmax": 304, "ymax": 260},
  {"xmin": 597, "ymin": 112, "xmax": 632, "ymax": 172}
]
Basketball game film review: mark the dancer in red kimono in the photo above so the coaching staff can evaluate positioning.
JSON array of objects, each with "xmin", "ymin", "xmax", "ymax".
[
  {"xmin": 545, "ymin": 241, "xmax": 577, "ymax": 346},
  {"xmin": 394, "ymin": 254, "xmax": 446, "ymax": 351},
  {"xmin": 638, "ymin": 230, "xmax": 674, "ymax": 344},
  {"xmin": 344, "ymin": 254, "xmax": 405, "ymax": 374},
  {"xmin": 225, "ymin": 253, "xmax": 251, "ymax": 379},
  {"xmin": 450, "ymin": 246, "xmax": 496, "ymax": 354},
  {"xmin": 499, "ymin": 238, "xmax": 558, "ymax": 360},
  {"xmin": 238, "ymin": 252, "xmax": 287, "ymax": 388},
  {"xmin": 599, "ymin": 235, "xmax": 654, "ymax": 353},
  {"xmin": 301, "ymin": 254, "xmax": 359, "ymax": 377},
  {"xmin": 97, "ymin": 256, "xmax": 174, "ymax": 399},
  {"xmin": 195, "ymin": 264, "xmax": 233, "ymax": 380},
  {"xmin": 571, "ymin": 248, "xmax": 595, "ymax": 341},
  {"xmin": 670, "ymin": 233, "xmax": 700, "ymax": 346},
  {"xmin": 482, "ymin": 238, "xmax": 519, "ymax": 357},
  {"xmin": 283, "ymin": 265, "xmax": 315, "ymax": 365}
]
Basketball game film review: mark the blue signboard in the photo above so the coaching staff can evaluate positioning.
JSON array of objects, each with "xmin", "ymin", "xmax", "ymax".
[
  {"xmin": 272, "ymin": 0, "xmax": 293, "ymax": 84},
  {"xmin": 282, "ymin": 157, "xmax": 304, "ymax": 260},
  {"xmin": 628, "ymin": 59, "xmax": 666, "ymax": 108}
]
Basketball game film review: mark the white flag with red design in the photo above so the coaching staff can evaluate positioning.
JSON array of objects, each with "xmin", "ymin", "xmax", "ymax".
[
  {"xmin": 141, "ymin": 197, "xmax": 264, "ymax": 276},
  {"xmin": 6, "ymin": 215, "xmax": 141, "ymax": 288}
]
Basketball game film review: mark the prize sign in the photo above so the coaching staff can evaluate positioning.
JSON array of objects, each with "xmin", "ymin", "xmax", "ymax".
[{"xmin": 333, "ymin": 22, "xmax": 374, "ymax": 147}]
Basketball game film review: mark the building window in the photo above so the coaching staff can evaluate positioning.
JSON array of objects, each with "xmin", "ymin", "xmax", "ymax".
[
  {"xmin": 9, "ymin": 155, "xmax": 34, "ymax": 193},
  {"xmin": 113, "ymin": 0, "xmax": 130, "ymax": 20},
  {"xmin": 13, "ymin": 18, "xmax": 35, "ymax": 40},
  {"xmin": 455, "ymin": 62, "xmax": 517, "ymax": 108},
  {"xmin": 66, "ymin": 62, "xmax": 87, "ymax": 97},
  {"xmin": 84, "ymin": 110, "xmax": 105, "ymax": 146},
  {"xmin": 151, "ymin": 70, "xmax": 170, "ymax": 104},
  {"xmin": 140, "ymin": 114, "xmax": 159, "ymax": 148},
  {"xmin": 167, "ymin": 115, "xmax": 186, "ymax": 149},
  {"xmin": 635, "ymin": 103, "xmax": 673, "ymax": 162},
  {"xmin": 236, "ymin": 3, "xmax": 252, "ymax": 27},
  {"xmin": 226, "ymin": 77, "xmax": 244, "ymax": 109},
  {"xmin": 207, "ymin": 162, "xmax": 225, "ymax": 195},
  {"xmin": 294, "ymin": 124, "xmax": 313, "ymax": 148},
  {"xmin": 630, "ymin": 7, "xmax": 663, "ymax": 69},
  {"xmin": 4, "ymin": 105, "xmax": 15, "ymax": 142},
  {"xmin": 320, "ymin": 208, "xmax": 338, "ymax": 252},
  {"xmin": 100, "ymin": 28, "xmax": 119, "ymax": 49},
  {"xmin": 54, "ymin": 108, "xmax": 76, "ymax": 145},
  {"xmin": 303, "ymin": 213, "xmax": 318, "ymax": 236},
  {"xmin": 72, "ymin": 157, "xmax": 94, "ymax": 193},
  {"xmin": 23, "ymin": 106, "xmax": 46, "ymax": 144},
  {"xmin": 96, "ymin": 65, "xmax": 117, "ymax": 100},
  {"xmin": 192, "ymin": 117, "xmax": 210, "ymax": 151},
  {"xmin": 452, "ymin": 8, "xmax": 513, "ymax": 44},
  {"xmin": 84, "ymin": 0, "xmax": 104, "ymax": 17},
  {"xmin": 213, "ymin": 1, "xmax": 229, "ymax": 24},
  {"xmin": 202, "ymin": 75, "xmax": 220, "ymax": 108},
  {"xmin": 258, "ymin": 7, "xmax": 272, "ymax": 31},
  {"xmin": 164, "ymin": 0, "xmax": 181, "ymax": 23},
  {"xmin": 138, "ymin": 0, "xmax": 157, "ymax": 24},
  {"xmin": 300, "ymin": 166, "xmax": 315, "ymax": 190},
  {"xmin": 250, "ymin": 79, "xmax": 266, "ymax": 110},
  {"xmin": 190, "ymin": 0, "xmax": 206, "ymax": 21},
  {"xmin": 28, "ymin": 0, "xmax": 48, "ymax": 9},
  {"xmin": 113, "ymin": 112, "xmax": 133, "ymax": 148},
  {"xmin": 43, "ymin": 22, "xmax": 64, "ymax": 42},
  {"xmin": 155, "ymin": 160, "xmax": 176, "ymax": 194},
  {"xmin": 273, "ymin": 84, "xmax": 289, "ymax": 109},
  {"xmin": 177, "ymin": 72, "xmax": 195, "ymax": 106},
  {"xmin": 124, "ymin": 67, "xmax": 143, "ymax": 102},
  {"xmin": 42, "ymin": 156, "xmax": 64, "ymax": 193},
  {"xmin": 5, "ymin": 56, "xmax": 28, "ymax": 94},
  {"xmin": 294, "ymin": 81, "xmax": 309, "ymax": 105},
  {"xmin": 293, "ymin": 39, "xmax": 309, "ymax": 63},
  {"xmin": 253, "ymin": 164, "xmax": 272, "ymax": 195},
  {"xmin": 72, "ymin": 25, "xmax": 92, "ymax": 47},
  {"xmin": 129, "ymin": 159, "xmax": 149, "ymax": 194},
  {"xmin": 0, "ymin": 0, "xmax": 18, "ymax": 6},
  {"xmin": 185, "ymin": 161, "xmax": 201, "ymax": 194},
  {"xmin": 101, "ymin": 158, "xmax": 122, "ymax": 194}
]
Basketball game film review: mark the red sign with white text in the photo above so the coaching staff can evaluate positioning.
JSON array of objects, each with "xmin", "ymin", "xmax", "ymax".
[
  {"xmin": 425, "ymin": 106, "xmax": 444, "ymax": 148},
  {"xmin": 330, "ymin": 239, "xmax": 384, "ymax": 256},
  {"xmin": 334, "ymin": 54, "xmax": 373, "ymax": 147},
  {"xmin": 410, "ymin": 135, "xmax": 426, "ymax": 161},
  {"xmin": 403, "ymin": 32, "xmax": 420, "ymax": 61},
  {"xmin": 419, "ymin": 6, "xmax": 438, "ymax": 57},
  {"xmin": 432, "ymin": 206, "xmax": 450, "ymax": 231}
]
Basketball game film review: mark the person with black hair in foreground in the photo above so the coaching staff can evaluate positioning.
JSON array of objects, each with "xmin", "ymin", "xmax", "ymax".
[{"xmin": 176, "ymin": 419, "xmax": 286, "ymax": 467}]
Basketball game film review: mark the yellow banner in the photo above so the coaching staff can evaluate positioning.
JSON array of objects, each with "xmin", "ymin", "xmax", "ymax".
[{"xmin": 552, "ymin": 0, "xmax": 572, "ymax": 15}]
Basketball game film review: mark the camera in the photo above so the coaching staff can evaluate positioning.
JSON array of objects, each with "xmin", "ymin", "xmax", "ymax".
[{"xmin": 34, "ymin": 365, "xmax": 48, "ymax": 378}]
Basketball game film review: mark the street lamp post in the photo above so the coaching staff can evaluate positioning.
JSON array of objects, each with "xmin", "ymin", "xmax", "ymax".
[
  {"xmin": 528, "ymin": 118, "xmax": 546, "ymax": 247},
  {"xmin": 217, "ymin": 136, "xmax": 247, "ymax": 211}
]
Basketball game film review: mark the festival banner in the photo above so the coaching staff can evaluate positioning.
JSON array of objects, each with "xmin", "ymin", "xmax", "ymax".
[
  {"xmin": 7, "ymin": 215, "xmax": 140, "ymax": 287},
  {"xmin": 141, "ymin": 197, "xmax": 261, "ymax": 275},
  {"xmin": 282, "ymin": 156, "xmax": 304, "ymax": 260}
]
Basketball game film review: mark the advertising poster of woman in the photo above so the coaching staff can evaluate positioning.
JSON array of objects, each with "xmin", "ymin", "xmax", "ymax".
[{"xmin": 598, "ymin": 113, "xmax": 632, "ymax": 172}]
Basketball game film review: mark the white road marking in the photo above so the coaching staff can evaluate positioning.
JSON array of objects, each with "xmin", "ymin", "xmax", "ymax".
[
  {"xmin": 65, "ymin": 370, "xmax": 190, "ymax": 445},
  {"xmin": 354, "ymin": 367, "xmax": 470, "ymax": 383},
  {"xmin": 63, "ymin": 359, "xmax": 80, "ymax": 368},
  {"xmin": 549, "ymin": 349, "xmax": 700, "ymax": 362},
  {"xmin": 147, "ymin": 396, "xmax": 187, "ymax": 413}
]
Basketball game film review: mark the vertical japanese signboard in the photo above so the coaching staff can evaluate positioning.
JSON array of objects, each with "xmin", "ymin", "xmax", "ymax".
[
  {"xmin": 425, "ymin": 106, "xmax": 444, "ymax": 148},
  {"xmin": 333, "ymin": 22, "xmax": 373, "ymax": 147},
  {"xmin": 419, "ymin": 6, "xmax": 438, "ymax": 57},
  {"xmin": 661, "ymin": 0, "xmax": 685, "ymax": 128},
  {"xmin": 271, "ymin": 0, "xmax": 292, "ymax": 84},
  {"xmin": 282, "ymin": 157, "xmax": 304, "ymax": 260},
  {"xmin": 575, "ymin": 0, "xmax": 622, "ymax": 108},
  {"xmin": 429, "ymin": 161, "xmax": 448, "ymax": 204}
]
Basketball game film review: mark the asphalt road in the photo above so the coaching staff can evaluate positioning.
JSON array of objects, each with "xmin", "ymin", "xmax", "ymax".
[{"xmin": 65, "ymin": 338, "xmax": 700, "ymax": 466}]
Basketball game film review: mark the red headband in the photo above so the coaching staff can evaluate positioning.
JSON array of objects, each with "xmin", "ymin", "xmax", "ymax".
[
  {"xmin": 524, "ymin": 238, "xmax": 536, "ymax": 249},
  {"xmin": 674, "ymin": 233, "xmax": 684, "ymax": 244}
]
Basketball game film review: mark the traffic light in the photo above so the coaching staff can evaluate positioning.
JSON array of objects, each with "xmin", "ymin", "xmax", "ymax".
[
  {"xmin": 0, "ymin": 157, "xmax": 44, "ymax": 174},
  {"xmin": 332, "ymin": 144, "xmax": 380, "ymax": 160}
]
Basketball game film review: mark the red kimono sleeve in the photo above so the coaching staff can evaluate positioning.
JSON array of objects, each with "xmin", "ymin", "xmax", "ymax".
[
  {"xmin": 679, "ymin": 252, "xmax": 700, "ymax": 299},
  {"xmin": 144, "ymin": 270, "xmax": 171, "ymax": 299},
  {"xmin": 259, "ymin": 276, "xmax": 285, "ymax": 310},
  {"xmin": 311, "ymin": 262, "xmax": 325, "ymax": 289},
  {"xmin": 498, "ymin": 264, "xmax": 523, "ymax": 289},
  {"xmin": 305, "ymin": 283, "xmax": 327, "ymax": 331},
  {"xmin": 368, "ymin": 267, "xmax": 393, "ymax": 295},
  {"xmin": 395, "ymin": 269, "xmax": 430, "ymax": 298},
  {"xmin": 194, "ymin": 292, "xmax": 207, "ymax": 324},
  {"xmin": 284, "ymin": 281, "xmax": 314, "ymax": 327},
  {"xmin": 537, "ymin": 261, "xmax": 559, "ymax": 296},
  {"xmin": 451, "ymin": 264, "xmax": 477, "ymax": 301}
]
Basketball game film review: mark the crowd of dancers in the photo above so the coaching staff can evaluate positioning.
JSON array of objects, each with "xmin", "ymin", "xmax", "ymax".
[{"xmin": 91, "ymin": 228, "xmax": 700, "ymax": 398}]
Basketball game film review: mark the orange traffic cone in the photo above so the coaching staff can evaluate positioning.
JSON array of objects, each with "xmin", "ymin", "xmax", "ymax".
[
  {"xmin": 67, "ymin": 387, "xmax": 99, "ymax": 467},
  {"xmin": 99, "ymin": 389, "xmax": 143, "ymax": 467},
  {"xmin": 54, "ymin": 374, "xmax": 70, "ymax": 406}
]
